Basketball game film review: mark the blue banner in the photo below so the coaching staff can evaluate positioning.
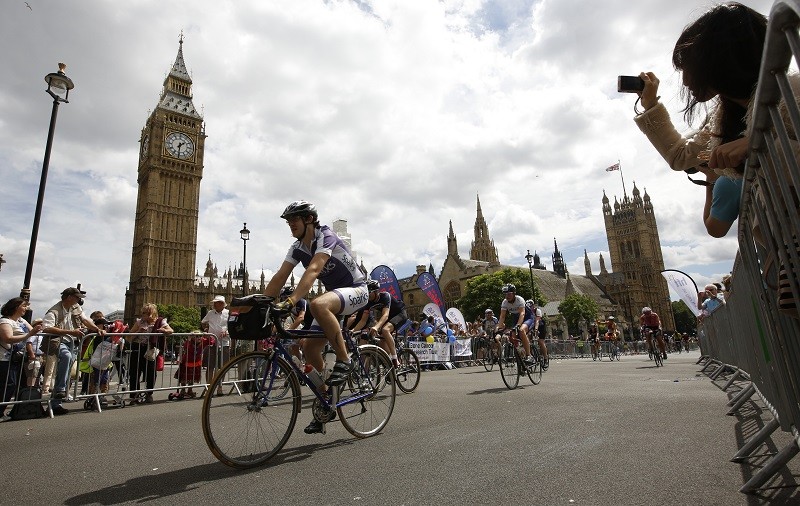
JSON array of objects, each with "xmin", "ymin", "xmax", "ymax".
[
  {"xmin": 417, "ymin": 271, "xmax": 447, "ymax": 317},
  {"xmin": 370, "ymin": 265, "xmax": 403, "ymax": 301}
]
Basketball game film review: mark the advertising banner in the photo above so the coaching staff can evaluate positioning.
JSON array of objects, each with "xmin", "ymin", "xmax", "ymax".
[
  {"xmin": 417, "ymin": 272, "xmax": 447, "ymax": 317},
  {"xmin": 661, "ymin": 269, "xmax": 701, "ymax": 317},
  {"xmin": 370, "ymin": 265, "xmax": 403, "ymax": 301}
]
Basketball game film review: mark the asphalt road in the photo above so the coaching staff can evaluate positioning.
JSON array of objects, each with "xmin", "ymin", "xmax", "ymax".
[{"xmin": 2, "ymin": 350, "xmax": 799, "ymax": 505}]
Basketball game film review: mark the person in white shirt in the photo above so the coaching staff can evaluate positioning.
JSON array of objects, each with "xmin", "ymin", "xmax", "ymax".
[{"xmin": 201, "ymin": 295, "xmax": 229, "ymax": 396}]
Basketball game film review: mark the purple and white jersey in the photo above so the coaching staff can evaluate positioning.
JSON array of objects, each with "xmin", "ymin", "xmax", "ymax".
[{"xmin": 284, "ymin": 225, "xmax": 366, "ymax": 290}]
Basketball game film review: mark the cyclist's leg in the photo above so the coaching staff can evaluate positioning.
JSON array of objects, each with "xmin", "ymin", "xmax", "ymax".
[
  {"xmin": 539, "ymin": 337, "xmax": 548, "ymax": 359},
  {"xmin": 519, "ymin": 324, "xmax": 532, "ymax": 357},
  {"xmin": 309, "ymin": 292, "xmax": 350, "ymax": 364},
  {"xmin": 656, "ymin": 330, "xmax": 667, "ymax": 358},
  {"xmin": 381, "ymin": 324, "xmax": 399, "ymax": 365}
]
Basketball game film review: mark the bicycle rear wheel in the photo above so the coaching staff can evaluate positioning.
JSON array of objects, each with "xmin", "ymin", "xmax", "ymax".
[
  {"xmin": 654, "ymin": 350, "xmax": 663, "ymax": 367},
  {"xmin": 202, "ymin": 351, "xmax": 301, "ymax": 469},
  {"xmin": 499, "ymin": 342, "xmax": 520, "ymax": 390},
  {"xmin": 338, "ymin": 345, "xmax": 395, "ymax": 438},
  {"xmin": 395, "ymin": 348, "xmax": 420, "ymax": 393}
]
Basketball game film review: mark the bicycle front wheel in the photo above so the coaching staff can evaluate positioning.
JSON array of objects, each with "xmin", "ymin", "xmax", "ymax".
[
  {"xmin": 395, "ymin": 348, "xmax": 420, "ymax": 393},
  {"xmin": 482, "ymin": 344, "xmax": 495, "ymax": 372},
  {"xmin": 499, "ymin": 342, "xmax": 520, "ymax": 390},
  {"xmin": 202, "ymin": 351, "xmax": 301, "ymax": 469},
  {"xmin": 338, "ymin": 345, "xmax": 395, "ymax": 438}
]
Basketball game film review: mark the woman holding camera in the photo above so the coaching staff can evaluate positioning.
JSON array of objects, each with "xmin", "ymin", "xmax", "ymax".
[{"xmin": 633, "ymin": 2, "xmax": 769, "ymax": 238}]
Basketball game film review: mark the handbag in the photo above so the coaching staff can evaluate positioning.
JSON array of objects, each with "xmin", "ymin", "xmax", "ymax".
[
  {"xmin": 156, "ymin": 354, "xmax": 165, "ymax": 372},
  {"xmin": 9, "ymin": 344, "xmax": 24, "ymax": 365},
  {"xmin": 89, "ymin": 340, "xmax": 116, "ymax": 370},
  {"xmin": 144, "ymin": 346, "xmax": 160, "ymax": 362}
]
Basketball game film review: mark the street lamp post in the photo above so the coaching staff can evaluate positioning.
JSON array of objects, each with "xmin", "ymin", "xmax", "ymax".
[
  {"xmin": 524, "ymin": 249, "xmax": 535, "ymax": 298},
  {"xmin": 20, "ymin": 63, "xmax": 74, "ymax": 309},
  {"xmin": 240, "ymin": 223, "xmax": 250, "ymax": 295}
]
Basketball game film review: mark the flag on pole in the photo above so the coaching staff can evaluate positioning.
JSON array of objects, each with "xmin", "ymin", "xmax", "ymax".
[{"xmin": 605, "ymin": 163, "xmax": 621, "ymax": 172}]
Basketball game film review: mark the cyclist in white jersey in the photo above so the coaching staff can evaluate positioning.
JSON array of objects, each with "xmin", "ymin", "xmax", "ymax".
[
  {"xmin": 265, "ymin": 201, "xmax": 368, "ymax": 434},
  {"xmin": 495, "ymin": 284, "xmax": 536, "ymax": 367}
]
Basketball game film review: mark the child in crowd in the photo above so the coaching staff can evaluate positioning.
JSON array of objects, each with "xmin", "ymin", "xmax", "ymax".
[{"xmin": 174, "ymin": 331, "xmax": 212, "ymax": 399}]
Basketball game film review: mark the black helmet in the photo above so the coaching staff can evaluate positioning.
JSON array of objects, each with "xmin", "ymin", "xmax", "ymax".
[
  {"xmin": 501, "ymin": 283, "xmax": 516, "ymax": 293},
  {"xmin": 279, "ymin": 286, "xmax": 293, "ymax": 299},
  {"xmin": 367, "ymin": 279, "xmax": 380, "ymax": 292},
  {"xmin": 280, "ymin": 200, "xmax": 318, "ymax": 220}
]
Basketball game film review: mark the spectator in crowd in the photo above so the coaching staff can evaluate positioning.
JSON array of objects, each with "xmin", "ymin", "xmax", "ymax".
[
  {"xmin": 41, "ymin": 287, "xmax": 105, "ymax": 416},
  {"xmin": 698, "ymin": 283, "xmax": 726, "ymax": 320},
  {"xmin": 129, "ymin": 303, "xmax": 172, "ymax": 403},
  {"xmin": 1, "ymin": 298, "xmax": 43, "ymax": 419},
  {"xmin": 201, "ymin": 295, "xmax": 229, "ymax": 397},
  {"xmin": 23, "ymin": 318, "xmax": 45, "ymax": 387},
  {"xmin": 632, "ymin": 2, "xmax": 768, "ymax": 237}
]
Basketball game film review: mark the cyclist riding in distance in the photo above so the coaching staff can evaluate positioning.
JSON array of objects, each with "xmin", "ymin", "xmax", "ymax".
[
  {"xmin": 526, "ymin": 299, "xmax": 549, "ymax": 366},
  {"xmin": 640, "ymin": 306, "xmax": 666, "ymax": 360},
  {"xmin": 482, "ymin": 308, "xmax": 499, "ymax": 361},
  {"xmin": 496, "ymin": 284, "xmax": 537, "ymax": 367},
  {"xmin": 588, "ymin": 321, "xmax": 600, "ymax": 358},
  {"xmin": 265, "ymin": 200, "xmax": 369, "ymax": 434},
  {"xmin": 346, "ymin": 279, "xmax": 405, "ymax": 367},
  {"xmin": 601, "ymin": 316, "xmax": 619, "ymax": 343}
]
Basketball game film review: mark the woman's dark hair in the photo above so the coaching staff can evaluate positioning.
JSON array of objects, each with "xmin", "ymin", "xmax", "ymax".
[
  {"xmin": 1, "ymin": 297, "xmax": 25, "ymax": 318},
  {"xmin": 672, "ymin": 2, "xmax": 767, "ymax": 142}
]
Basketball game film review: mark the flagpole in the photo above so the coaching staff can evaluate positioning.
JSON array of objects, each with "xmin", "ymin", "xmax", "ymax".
[{"xmin": 618, "ymin": 159, "xmax": 627, "ymax": 196}]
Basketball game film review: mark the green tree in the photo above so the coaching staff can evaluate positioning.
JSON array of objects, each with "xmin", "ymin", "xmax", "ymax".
[
  {"xmin": 457, "ymin": 268, "xmax": 546, "ymax": 322},
  {"xmin": 558, "ymin": 294, "xmax": 600, "ymax": 335},
  {"xmin": 156, "ymin": 304, "xmax": 201, "ymax": 342},
  {"xmin": 671, "ymin": 300, "xmax": 697, "ymax": 335}
]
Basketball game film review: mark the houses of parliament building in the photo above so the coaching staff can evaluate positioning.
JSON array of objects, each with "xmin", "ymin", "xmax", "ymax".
[{"xmin": 124, "ymin": 39, "xmax": 674, "ymax": 335}]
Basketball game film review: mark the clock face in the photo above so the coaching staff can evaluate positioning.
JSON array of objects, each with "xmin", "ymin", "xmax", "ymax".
[{"xmin": 164, "ymin": 131, "xmax": 195, "ymax": 159}]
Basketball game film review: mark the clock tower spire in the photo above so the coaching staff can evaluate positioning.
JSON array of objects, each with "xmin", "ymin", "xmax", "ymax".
[{"xmin": 125, "ymin": 36, "xmax": 206, "ymax": 319}]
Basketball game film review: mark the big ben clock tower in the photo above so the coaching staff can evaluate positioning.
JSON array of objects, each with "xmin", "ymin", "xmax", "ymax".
[{"xmin": 125, "ymin": 35, "xmax": 206, "ymax": 320}]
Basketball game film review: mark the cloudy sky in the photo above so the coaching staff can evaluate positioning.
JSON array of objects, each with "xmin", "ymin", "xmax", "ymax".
[{"xmin": 0, "ymin": 0, "xmax": 774, "ymax": 315}]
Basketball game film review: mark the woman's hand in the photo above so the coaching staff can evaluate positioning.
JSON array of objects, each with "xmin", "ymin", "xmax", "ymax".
[
  {"xmin": 709, "ymin": 137, "xmax": 749, "ymax": 170},
  {"xmin": 638, "ymin": 72, "xmax": 660, "ymax": 110}
]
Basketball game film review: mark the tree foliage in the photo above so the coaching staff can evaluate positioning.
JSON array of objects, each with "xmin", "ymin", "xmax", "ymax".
[
  {"xmin": 156, "ymin": 304, "xmax": 201, "ymax": 338},
  {"xmin": 671, "ymin": 300, "xmax": 697, "ymax": 335},
  {"xmin": 457, "ymin": 268, "xmax": 546, "ymax": 322},
  {"xmin": 557, "ymin": 294, "xmax": 599, "ymax": 334}
]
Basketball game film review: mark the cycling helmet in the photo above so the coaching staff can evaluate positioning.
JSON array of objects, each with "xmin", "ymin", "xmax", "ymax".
[
  {"xmin": 501, "ymin": 283, "xmax": 516, "ymax": 293},
  {"xmin": 525, "ymin": 299, "xmax": 534, "ymax": 307},
  {"xmin": 642, "ymin": 306, "xmax": 652, "ymax": 314},
  {"xmin": 279, "ymin": 286, "xmax": 293, "ymax": 299},
  {"xmin": 367, "ymin": 279, "xmax": 380, "ymax": 292},
  {"xmin": 280, "ymin": 200, "xmax": 318, "ymax": 220}
]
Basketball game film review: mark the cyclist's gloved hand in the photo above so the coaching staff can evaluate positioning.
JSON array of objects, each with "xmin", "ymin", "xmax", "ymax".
[{"xmin": 274, "ymin": 296, "xmax": 294, "ymax": 312}]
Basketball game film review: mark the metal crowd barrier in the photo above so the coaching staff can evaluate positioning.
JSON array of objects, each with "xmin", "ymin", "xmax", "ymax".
[
  {"xmin": 696, "ymin": 0, "xmax": 800, "ymax": 494},
  {"xmin": 0, "ymin": 331, "xmax": 250, "ymax": 418}
]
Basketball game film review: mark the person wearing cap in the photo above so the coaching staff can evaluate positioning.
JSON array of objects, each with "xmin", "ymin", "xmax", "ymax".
[
  {"xmin": 41, "ymin": 287, "xmax": 105, "ymax": 416},
  {"xmin": 201, "ymin": 295, "xmax": 229, "ymax": 396}
]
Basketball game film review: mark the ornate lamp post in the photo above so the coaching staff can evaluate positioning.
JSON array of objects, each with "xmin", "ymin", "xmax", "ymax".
[
  {"xmin": 524, "ymin": 249, "xmax": 535, "ymax": 298},
  {"xmin": 20, "ymin": 63, "xmax": 74, "ymax": 309},
  {"xmin": 240, "ymin": 223, "xmax": 250, "ymax": 295}
]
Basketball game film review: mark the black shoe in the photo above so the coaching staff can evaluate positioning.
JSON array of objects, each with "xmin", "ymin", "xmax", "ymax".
[
  {"xmin": 304, "ymin": 419, "xmax": 325, "ymax": 434},
  {"xmin": 326, "ymin": 360, "xmax": 353, "ymax": 386},
  {"xmin": 52, "ymin": 391, "xmax": 67, "ymax": 400},
  {"xmin": 51, "ymin": 405, "xmax": 69, "ymax": 416}
]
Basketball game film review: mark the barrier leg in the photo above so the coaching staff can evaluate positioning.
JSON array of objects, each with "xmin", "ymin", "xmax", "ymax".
[
  {"xmin": 722, "ymin": 369, "xmax": 742, "ymax": 391},
  {"xmin": 728, "ymin": 383, "xmax": 756, "ymax": 407},
  {"xmin": 697, "ymin": 355, "xmax": 710, "ymax": 365},
  {"xmin": 727, "ymin": 384, "xmax": 758, "ymax": 415},
  {"xmin": 699, "ymin": 359, "xmax": 718, "ymax": 373},
  {"xmin": 739, "ymin": 439, "xmax": 799, "ymax": 493},
  {"xmin": 731, "ymin": 418, "xmax": 780, "ymax": 462},
  {"xmin": 710, "ymin": 364, "xmax": 729, "ymax": 380}
]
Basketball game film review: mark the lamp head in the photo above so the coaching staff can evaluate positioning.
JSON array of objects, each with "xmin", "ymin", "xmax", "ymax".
[{"xmin": 45, "ymin": 63, "xmax": 74, "ymax": 102}]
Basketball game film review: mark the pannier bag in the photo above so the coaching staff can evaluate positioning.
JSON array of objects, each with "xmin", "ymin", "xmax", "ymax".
[{"xmin": 228, "ymin": 294, "xmax": 274, "ymax": 340}]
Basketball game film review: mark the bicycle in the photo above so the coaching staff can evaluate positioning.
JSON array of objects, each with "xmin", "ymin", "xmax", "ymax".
[
  {"xmin": 643, "ymin": 328, "xmax": 663, "ymax": 367},
  {"xmin": 475, "ymin": 335, "xmax": 499, "ymax": 372},
  {"xmin": 201, "ymin": 295, "xmax": 396, "ymax": 468},
  {"xmin": 609, "ymin": 340, "xmax": 620, "ymax": 361},
  {"xmin": 498, "ymin": 327, "xmax": 542, "ymax": 390}
]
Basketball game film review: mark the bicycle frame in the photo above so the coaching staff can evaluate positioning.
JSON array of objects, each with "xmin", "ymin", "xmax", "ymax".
[{"xmin": 256, "ymin": 313, "xmax": 378, "ymax": 413}]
